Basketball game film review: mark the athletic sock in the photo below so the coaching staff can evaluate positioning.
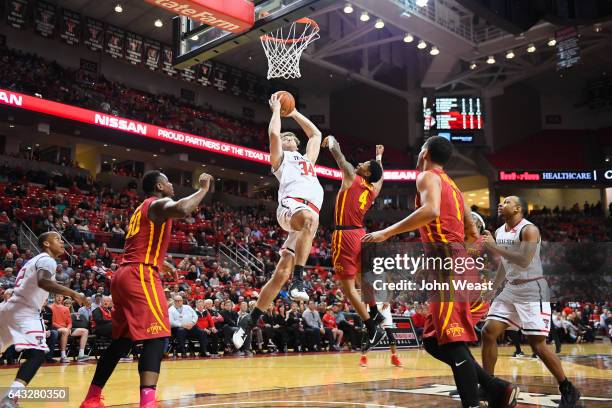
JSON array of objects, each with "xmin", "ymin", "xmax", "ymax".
[
  {"xmin": 369, "ymin": 303, "xmax": 379, "ymax": 316},
  {"xmin": 60, "ymin": 350, "xmax": 67, "ymax": 359},
  {"xmin": 293, "ymin": 265, "xmax": 304, "ymax": 281},
  {"xmin": 78, "ymin": 349, "xmax": 85, "ymax": 358},
  {"xmin": 251, "ymin": 307, "xmax": 264, "ymax": 323},
  {"xmin": 139, "ymin": 386, "xmax": 156, "ymax": 406},
  {"xmin": 364, "ymin": 318, "xmax": 376, "ymax": 336},
  {"xmin": 85, "ymin": 384, "xmax": 103, "ymax": 400}
]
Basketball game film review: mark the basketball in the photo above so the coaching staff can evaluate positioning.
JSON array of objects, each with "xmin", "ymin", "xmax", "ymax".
[{"xmin": 274, "ymin": 91, "xmax": 295, "ymax": 116}]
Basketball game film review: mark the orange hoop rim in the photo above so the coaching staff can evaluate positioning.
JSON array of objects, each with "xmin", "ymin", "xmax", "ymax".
[{"xmin": 260, "ymin": 18, "xmax": 320, "ymax": 44}]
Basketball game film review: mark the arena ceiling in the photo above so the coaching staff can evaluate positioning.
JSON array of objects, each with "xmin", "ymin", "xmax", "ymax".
[{"xmin": 47, "ymin": 0, "xmax": 612, "ymax": 98}]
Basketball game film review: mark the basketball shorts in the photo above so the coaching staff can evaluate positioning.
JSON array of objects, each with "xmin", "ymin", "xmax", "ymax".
[
  {"xmin": 331, "ymin": 228, "xmax": 365, "ymax": 280},
  {"xmin": 376, "ymin": 302, "xmax": 394, "ymax": 329},
  {"xmin": 469, "ymin": 300, "xmax": 490, "ymax": 324},
  {"xmin": 486, "ymin": 299, "xmax": 551, "ymax": 336},
  {"xmin": 423, "ymin": 301, "xmax": 478, "ymax": 345},
  {"xmin": 277, "ymin": 197, "xmax": 319, "ymax": 256},
  {"xmin": 0, "ymin": 301, "xmax": 48, "ymax": 353},
  {"xmin": 111, "ymin": 263, "xmax": 171, "ymax": 341}
]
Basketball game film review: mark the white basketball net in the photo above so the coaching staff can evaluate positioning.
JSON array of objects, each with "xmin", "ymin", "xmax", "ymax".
[{"xmin": 260, "ymin": 18, "xmax": 320, "ymax": 80}]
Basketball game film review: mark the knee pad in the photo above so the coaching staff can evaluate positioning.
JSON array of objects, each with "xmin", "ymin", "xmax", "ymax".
[
  {"xmin": 385, "ymin": 328, "xmax": 396, "ymax": 346},
  {"xmin": 16, "ymin": 349, "xmax": 46, "ymax": 384},
  {"xmin": 138, "ymin": 338, "xmax": 165, "ymax": 374}
]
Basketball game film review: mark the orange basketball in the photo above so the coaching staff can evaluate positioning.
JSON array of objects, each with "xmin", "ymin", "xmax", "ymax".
[{"xmin": 274, "ymin": 91, "xmax": 295, "ymax": 117}]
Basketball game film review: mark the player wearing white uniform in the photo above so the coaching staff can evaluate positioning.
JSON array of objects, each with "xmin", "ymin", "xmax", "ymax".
[
  {"xmin": 481, "ymin": 196, "xmax": 581, "ymax": 408},
  {"xmin": 233, "ymin": 93, "xmax": 323, "ymax": 349},
  {"xmin": 0, "ymin": 232, "xmax": 86, "ymax": 408}
]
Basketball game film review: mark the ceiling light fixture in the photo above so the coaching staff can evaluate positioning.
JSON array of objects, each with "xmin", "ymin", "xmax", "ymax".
[
  {"xmin": 505, "ymin": 50, "xmax": 515, "ymax": 59},
  {"xmin": 114, "ymin": 4, "xmax": 123, "ymax": 13},
  {"xmin": 430, "ymin": 46, "xmax": 439, "ymax": 55},
  {"xmin": 417, "ymin": 40, "xmax": 427, "ymax": 49},
  {"xmin": 403, "ymin": 33, "xmax": 414, "ymax": 43},
  {"xmin": 527, "ymin": 43, "xmax": 536, "ymax": 53},
  {"xmin": 547, "ymin": 38, "xmax": 556, "ymax": 47},
  {"xmin": 343, "ymin": 3, "xmax": 353, "ymax": 14},
  {"xmin": 375, "ymin": 18, "xmax": 384, "ymax": 29},
  {"xmin": 486, "ymin": 55, "xmax": 495, "ymax": 64},
  {"xmin": 154, "ymin": 19, "xmax": 163, "ymax": 28},
  {"xmin": 469, "ymin": 62, "xmax": 477, "ymax": 70},
  {"xmin": 416, "ymin": 0, "xmax": 429, "ymax": 7},
  {"xmin": 360, "ymin": 11, "xmax": 370, "ymax": 22}
]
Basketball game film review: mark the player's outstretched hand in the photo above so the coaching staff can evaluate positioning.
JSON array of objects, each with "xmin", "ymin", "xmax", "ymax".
[
  {"xmin": 269, "ymin": 93, "xmax": 281, "ymax": 113},
  {"xmin": 199, "ymin": 173, "xmax": 213, "ymax": 191},
  {"xmin": 73, "ymin": 292, "xmax": 87, "ymax": 306},
  {"xmin": 362, "ymin": 230, "xmax": 390, "ymax": 243},
  {"xmin": 321, "ymin": 136, "xmax": 336, "ymax": 148},
  {"xmin": 482, "ymin": 230, "xmax": 496, "ymax": 248},
  {"xmin": 376, "ymin": 144, "xmax": 384, "ymax": 156}
]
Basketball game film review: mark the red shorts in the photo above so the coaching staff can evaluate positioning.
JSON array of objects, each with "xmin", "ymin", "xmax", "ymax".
[
  {"xmin": 331, "ymin": 228, "xmax": 365, "ymax": 280},
  {"xmin": 423, "ymin": 301, "xmax": 478, "ymax": 345},
  {"xmin": 111, "ymin": 263, "xmax": 171, "ymax": 341},
  {"xmin": 469, "ymin": 300, "xmax": 489, "ymax": 324}
]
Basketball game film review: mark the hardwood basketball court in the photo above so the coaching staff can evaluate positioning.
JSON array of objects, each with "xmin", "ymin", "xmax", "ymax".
[{"xmin": 2, "ymin": 343, "xmax": 610, "ymax": 407}]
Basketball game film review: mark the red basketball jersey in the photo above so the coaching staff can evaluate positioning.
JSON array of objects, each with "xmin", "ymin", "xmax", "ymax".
[
  {"xmin": 121, "ymin": 197, "xmax": 172, "ymax": 269},
  {"xmin": 334, "ymin": 175, "xmax": 376, "ymax": 227},
  {"xmin": 415, "ymin": 168, "xmax": 465, "ymax": 243}
]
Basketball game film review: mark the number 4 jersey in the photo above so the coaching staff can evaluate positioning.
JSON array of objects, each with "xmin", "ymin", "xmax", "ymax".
[{"xmin": 273, "ymin": 151, "xmax": 324, "ymax": 210}]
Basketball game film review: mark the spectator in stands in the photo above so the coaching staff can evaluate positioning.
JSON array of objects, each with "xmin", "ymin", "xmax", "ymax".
[
  {"xmin": 78, "ymin": 297, "xmax": 93, "ymax": 323},
  {"xmin": 262, "ymin": 304, "xmax": 287, "ymax": 352},
  {"xmin": 303, "ymin": 301, "xmax": 334, "ymax": 352},
  {"xmin": 286, "ymin": 302, "xmax": 305, "ymax": 352},
  {"xmin": 168, "ymin": 296, "xmax": 207, "ymax": 358},
  {"xmin": 50, "ymin": 294, "xmax": 89, "ymax": 362},
  {"xmin": 41, "ymin": 298, "xmax": 59, "ymax": 363},
  {"xmin": 219, "ymin": 300, "xmax": 246, "ymax": 355},
  {"xmin": 332, "ymin": 303, "xmax": 358, "ymax": 350},
  {"xmin": 194, "ymin": 299, "xmax": 216, "ymax": 356},
  {"xmin": 55, "ymin": 264, "xmax": 70, "ymax": 287},
  {"xmin": 322, "ymin": 306, "xmax": 342, "ymax": 351},
  {"xmin": 61, "ymin": 260, "xmax": 75, "ymax": 277},
  {"xmin": 2, "ymin": 252, "xmax": 14, "ymax": 269},
  {"xmin": 91, "ymin": 296, "xmax": 113, "ymax": 338},
  {"xmin": 411, "ymin": 305, "xmax": 426, "ymax": 339},
  {"xmin": 91, "ymin": 293, "xmax": 102, "ymax": 311}
]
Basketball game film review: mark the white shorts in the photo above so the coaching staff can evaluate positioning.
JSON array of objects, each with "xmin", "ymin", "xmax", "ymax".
[
  {"xmin": 0, "ymin": 301, "xmax": 48, "ymax": 353},
  {"xmin": 486, "ymin": 299, "xmax": 551, "ymax": 336},
  {"xmin": 277, "ymin": 197, "xmax": 319, "ymax": 256},
  {"xmin": 376, "ymin": 302, "xmax": 394, "ymax": 329}
]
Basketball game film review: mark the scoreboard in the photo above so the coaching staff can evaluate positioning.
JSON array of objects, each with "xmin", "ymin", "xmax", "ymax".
[{"xmin": 423, "ymin": 96, "xmax": 484, "ymax": 143}]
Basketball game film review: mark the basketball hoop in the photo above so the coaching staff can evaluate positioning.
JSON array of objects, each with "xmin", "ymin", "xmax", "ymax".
[{"xmin": 260, "ymin": 17, "xmax": 320, "ymax": 79}]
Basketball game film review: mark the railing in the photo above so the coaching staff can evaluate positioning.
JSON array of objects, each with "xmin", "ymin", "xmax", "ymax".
[
  {"xmin": 237, "ymin": 244, "xmax": 265, "ymax": 273},
  {"xmin": 18, "ymin": 222, "xmax": 40, "ymax": 255},
  {"xmin": 218, "ymin": 243, "xmax": 264, "ymax": 276},
  {"xmin": 49, "ymin": 225, "xmax": 79, "ymax": 266}
]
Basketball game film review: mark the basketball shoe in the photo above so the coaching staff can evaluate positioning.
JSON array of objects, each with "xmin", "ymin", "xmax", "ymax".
[
  {"xmin": 232, "ymin": 314, "xmax": 254, "ymax": 349},
  {"xmin": 289, "ymin": 279, "xmax": 309, "ymax": 302},
  {"xmin": 558, "ymin": 380, "xmax": 582, "ymax": 408},
  {"xmin": 359, "ymin": 355, "xmax": 367, "ymax": 367},
  {"xmin": 361, "ymin": 324, "xmax": 385, "ymax": 352},
  {"xmin": 79, "ymin": 396, "xmax": 106, "ymax": 408},
  {"xmin": 391, "ymin": 354, "xmax": 402, "ymax": 367},
  {"xmin": 485, "ymin": 378, "xmax": 519, "ymax": 408}
]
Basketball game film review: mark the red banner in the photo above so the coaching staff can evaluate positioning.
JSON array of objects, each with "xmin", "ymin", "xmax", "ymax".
[
  {"xmin": 0, "ymin": 89, "xmax": 418, "ymax": 182},
  {"xmin": 143, "ymin": 0, "xmax": 254, "ymax": 33}
]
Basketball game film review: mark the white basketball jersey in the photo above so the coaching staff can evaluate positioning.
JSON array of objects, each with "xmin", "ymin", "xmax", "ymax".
[
  {"xmin": 10, "ymin": 253, "xmax": 57, "ymax": 311},
  {"xmin": 273, "ymin": 150, "xmax": 324, "ymax": 210},
  {"xmin": 495, "ymin": 218, "xmax": 543, "ymax": 281}
]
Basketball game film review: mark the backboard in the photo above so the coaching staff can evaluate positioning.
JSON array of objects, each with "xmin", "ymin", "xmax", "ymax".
[{"xmin": 172, "ymin": 0, "xmax": 335, "ymax": 69}]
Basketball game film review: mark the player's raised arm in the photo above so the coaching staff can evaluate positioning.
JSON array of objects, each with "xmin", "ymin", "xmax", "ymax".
[
  {"xmin": 363, "ymin": 171, "xmax": 441, "ymax": 242},
  {"xmin": 463, "ymin": 201, "xmax": 479, "ymax": 243},
  {"xmin": 373, "ymin": 144, "xmax": 385, "ymax": 196},
  {"xmin": 149, "ymin": 173, "xmax": 213, "ymax": 223},
  {"xmin": 322, "ymin": 136, "xmax": 354, "ymax": 186},
  {"xmin": 288, "ymin": 109, "xmax": 322, "ymax": 164},
  {"xmin": 268, "ymin": 93, "xmax": 284, "ymax": 170}
]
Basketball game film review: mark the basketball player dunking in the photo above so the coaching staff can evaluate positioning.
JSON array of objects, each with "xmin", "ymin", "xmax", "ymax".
[
  {"xmin": 233, "ymin": 93, "xmax": 324, "ymax": 349},
  {"xmin": 0, "ymin": 232, "xmax": 86, "ymax": 408},
  {"xmin": 80, "ymin": 170, "xmax": 213, "ymax": 408},
  {"xmin": 363, "ymin": 136, "xmax": 518, "ymax": 408},
  {"xmin": 481, "ymin": 196, "xmax": 581, "ymax": 408},
  {"xmin": 321, "ymin": 136, "xmax": 388, "ymax": 359}
]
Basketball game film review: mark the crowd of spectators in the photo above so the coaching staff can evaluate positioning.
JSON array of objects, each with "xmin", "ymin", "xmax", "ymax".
[{"xmin": 0, "ymin": 46, "xmax": 410, "ymax": 168}]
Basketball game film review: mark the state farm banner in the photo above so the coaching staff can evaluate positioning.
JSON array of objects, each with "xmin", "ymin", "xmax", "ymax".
[
  {"xmin": 125, "ymin": 32, "xmax": 143, "ymax": 65},
  {"xmin": 105, "ymin": 25, "xmax": 125, "ymax": 59},
  {"xmin": 7, "ymin": 0, "xmax": 29, "ymax": 29},
  {"xmin": 59, "ymin": 9, "xmax": 80, "ymax": 46},
  {"xmin": 161, "ymin": 45, "xmax": 177, "ymax": 76},
  {"xmin": 84, "ymin": 18, "xmax": 104, "ymax": 52},
  {"xmin": 0, "ymin": 89, "xmax": 419, "ymax": 181},
  {"xmin": 142, "ymin": 0, "xmax": 253, "ymax": 33},
  {"xmin": 143, "ymin": 39, "xmax": 161, "ymax": 71},
  {"xmin": 34, "ymin": 0, "xmax": 56, "ymax": 38},
  {"xmin": 197, "ymin": 61, "xmax": 213, "ymax": 87}
]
